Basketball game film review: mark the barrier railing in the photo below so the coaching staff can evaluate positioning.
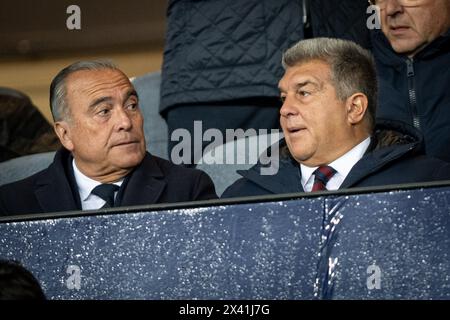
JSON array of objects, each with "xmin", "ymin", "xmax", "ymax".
[{"xmin": 1, "ymin": 181, "xmax": 449, "ymax": 299}]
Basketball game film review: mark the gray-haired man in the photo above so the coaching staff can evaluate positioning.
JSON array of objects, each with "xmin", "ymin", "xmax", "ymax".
[
  {"xmin": 0, "ymin": 61, "xmax": 217, "ymax": 216},
  {"xmin": 222, "ymin": 37, "xmax": 450, "ymax": 198}
]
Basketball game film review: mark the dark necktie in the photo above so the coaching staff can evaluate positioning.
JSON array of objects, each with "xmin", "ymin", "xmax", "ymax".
[
  {"xmin": 311, "ymin": 166, "xmax": 337, "ymax": 192},
  {"xmin": 91, "ymin": 184, "xmax": 119, "ymax": 208}
]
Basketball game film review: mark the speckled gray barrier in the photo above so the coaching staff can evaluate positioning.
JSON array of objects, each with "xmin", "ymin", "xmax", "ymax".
[{"xmin": 0, "ymin": 186, "xmax": 449, "ymax": 299}]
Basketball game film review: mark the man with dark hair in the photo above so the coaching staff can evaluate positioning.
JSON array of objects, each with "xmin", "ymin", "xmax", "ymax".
[
  {"xmin": 0, "ymin": 260, "xmax": 46, "ymax": 300},
  {"xmin": 369, "ymin": 0, "xmax": 450, "ymax": 162},
  {"xmin": 222, "ymin": 38, "xmax": 450, "ymax": 198},
  {"xmin": 0, "ymin": 61, "xmax": 217, "ymax": 215}
]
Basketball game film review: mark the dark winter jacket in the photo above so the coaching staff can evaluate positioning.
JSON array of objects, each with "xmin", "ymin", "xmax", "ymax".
[
  {"xmin": 222, "ymin": 121, "xmax": 450, "ymax": 198},
  {"xmin": 372, "ymin": 29, "xmax": 450, "ymax": 163},
  {"xmin": 160, "ymin": 0, "xmax": 370, "ymax": 115}
]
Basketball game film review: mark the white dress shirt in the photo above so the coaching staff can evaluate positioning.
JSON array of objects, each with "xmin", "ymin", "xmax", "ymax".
[
  {"xmin": 72, "ymin": 160, "xmax": 123, "ymax": 210},
  {"xmin": 300, "ymin": 137, "xmax": 371, "ymax": 192}
]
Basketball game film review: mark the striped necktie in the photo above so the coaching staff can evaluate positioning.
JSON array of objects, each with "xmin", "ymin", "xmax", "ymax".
[{"xmin": 311, "ymin": 166, "xmax": 336, "ymax": 192}]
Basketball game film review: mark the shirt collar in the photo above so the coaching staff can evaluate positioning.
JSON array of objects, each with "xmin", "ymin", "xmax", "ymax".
[
  {"xmin": 300, "ymin": 137, "xmax": 371, "ymax": 185},
  {"xmin": 72, "ymin": 159, "xmax": 123, "ymax": 201}
]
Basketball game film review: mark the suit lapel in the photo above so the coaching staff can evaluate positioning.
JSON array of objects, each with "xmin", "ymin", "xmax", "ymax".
[
  {"xmin": 32, "ymin": 151, "xmax": 167, "ymax": 212},
  {"xmin": 34, "ymin": 150, "xmax": 80, "ymax": 212},
  {"xmin": 34, "ymin": 179, "xmax": 79, "ymax": 213},
  {"xmin": 120, "ymin": 153, "xmax": 167, "ymax": 206}
]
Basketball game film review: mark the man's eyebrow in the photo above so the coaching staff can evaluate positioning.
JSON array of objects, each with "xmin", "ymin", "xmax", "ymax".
[
  {"xmin": 89, "ymin": 96, "xmax": 113, "ymax": 109},
  {"xmin": 295, "ymin": 80, "xmax": 319, "ymax": 90},
  {"xmin": 88, "ymin": 89, "xmax": 139, "ymax": 109},
  {"xmin": 125, "ymin": 89, "xmax": 138, "ymax": 101},
  {"xmin": 278, "ymin": 80, "xmax": 318, "ymax": 92}
]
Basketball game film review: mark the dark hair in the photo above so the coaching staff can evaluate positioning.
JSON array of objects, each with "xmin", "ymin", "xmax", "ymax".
[
  {"xmin": 49, "ymin": 60, "xmax": 118, "ymax": 122},
  {"xmin": 0, "ymin": 260, "xmax": 46, "ymax": 300},
  {"xmin": 282, "ymin": 37, "xmax": 378, "ymax": 131}
]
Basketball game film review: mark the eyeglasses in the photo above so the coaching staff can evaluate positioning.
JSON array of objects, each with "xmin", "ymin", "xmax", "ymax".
[{"xmin": 368, "ymin": 0, "xmax": 424, "ymax": 9}]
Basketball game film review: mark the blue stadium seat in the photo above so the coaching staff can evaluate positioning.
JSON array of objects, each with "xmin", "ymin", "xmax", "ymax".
[{"xmin": 196, "ymin": 131, "xmax": 283, "ymax": 196}]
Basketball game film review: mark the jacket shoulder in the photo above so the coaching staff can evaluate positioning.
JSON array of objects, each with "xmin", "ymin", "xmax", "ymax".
[
  {"xmin": 151, "ymin": 155, "xmax": 210, "ymax": 180},
  {"xmin": 221, "ymin": 177, "xmax": 271, "ymax": 199},
  {"xmin": 148, "ymin": 155, "xmax": 218, "ymax": 200}
]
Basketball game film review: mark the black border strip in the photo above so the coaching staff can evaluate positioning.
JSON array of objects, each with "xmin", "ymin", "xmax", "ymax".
[{"xmin": 1, "ymin": 180, "xmax": 450, "ymax": 223}]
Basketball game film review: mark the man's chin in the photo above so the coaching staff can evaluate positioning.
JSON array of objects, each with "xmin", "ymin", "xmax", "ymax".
[
  {"xmin": 389, "ymin": 38, "xmax": 425, "ymax": 56},
  {"xmin": 112, "ymin": 152, "xmax": 146, "ymax": 169},
  {"xmin": 288, "ymin": 149, "xmax": 313, "ymax": 165}
]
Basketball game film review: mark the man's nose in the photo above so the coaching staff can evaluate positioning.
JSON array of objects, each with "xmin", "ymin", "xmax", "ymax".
[
  {"xmin": 115, "ymin": 107, "xmax": 133, "ymax": 131},
  {"xmin": 280, "ymin": 95, "xmax": 298, "ymax": 118},
  {"xmin": 385, "ymin": 0, "xmax": 404, "ymax": 16}
]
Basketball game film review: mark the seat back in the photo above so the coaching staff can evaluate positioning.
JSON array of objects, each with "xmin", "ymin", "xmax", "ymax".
[
  {"xmin": 0, "ymin": 151, "xmax": 56, "ymax": 186},
  {"xmin": 132, "ymin": 71, "xmax": 168, "ymax": 160},
  {"xmin": 196, "ymin": 131, "xmax": 283, "ymax": 196}
]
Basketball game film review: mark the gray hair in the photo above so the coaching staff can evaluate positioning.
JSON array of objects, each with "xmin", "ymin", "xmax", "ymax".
[
  {"xmin": 282, "ymin": 38, "xmax": 378, "ymax": 130},
  {"xmin": 49, "ymin": 60, "xmax": 118, "ymax": 122}
]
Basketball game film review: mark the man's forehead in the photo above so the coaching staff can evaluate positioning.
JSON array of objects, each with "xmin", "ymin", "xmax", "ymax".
[
  {"xmin": 66, "ymin": 69, "xmax": 133, "ymax": 96},
  {"xmin": 279, "ymin": 61, "xmax": 330, "ymax": 89}
]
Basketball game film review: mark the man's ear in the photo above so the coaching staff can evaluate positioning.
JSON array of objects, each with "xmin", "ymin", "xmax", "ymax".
[
  {"xmin": 54, "ymin": 121, "xmax": 74, "ymax": 151},
  {"xmin": 346, "ymin": 93, "xmax": 368, "ymax": 125}
]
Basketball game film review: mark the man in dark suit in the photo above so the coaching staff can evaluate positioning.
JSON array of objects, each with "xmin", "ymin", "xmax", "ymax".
[
  {"xmin": 0, "ymin": 61, "xmax": 217, "ymax": 216},
  {"xmin": 222, "ymin": 38, "xmax": 450, "ymax": 198}
]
